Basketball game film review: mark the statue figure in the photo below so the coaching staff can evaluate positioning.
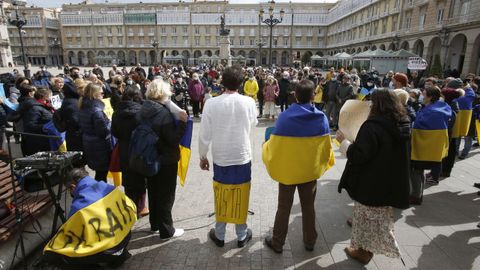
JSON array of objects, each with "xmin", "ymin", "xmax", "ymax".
[{"xmin": 219, "ymin": 15, "xmax": 230, "ymax": 36}]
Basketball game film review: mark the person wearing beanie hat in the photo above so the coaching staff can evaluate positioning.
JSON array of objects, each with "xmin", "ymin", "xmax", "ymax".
[{"xmin": 392, "ymin": 73, "xmax": 408, "ymax": 90}]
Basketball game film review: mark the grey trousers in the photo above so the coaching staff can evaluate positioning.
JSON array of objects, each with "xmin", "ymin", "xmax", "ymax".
[
  {"xmin": 410, "ymin": 168, "xmax": 424, "ymax": 199},
  {"xmin": 325, "ymin": 101, "xmax": 338, "ymax": 126}
]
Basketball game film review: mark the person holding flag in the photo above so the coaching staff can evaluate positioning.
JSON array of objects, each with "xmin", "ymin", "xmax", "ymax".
[
  {"xmin": 199, "ymin": 65, "xmax": 258, "ymax": 248},
  {"xmin": 262, "ymin": 80, "xmax": 335, "ymax": 253}
]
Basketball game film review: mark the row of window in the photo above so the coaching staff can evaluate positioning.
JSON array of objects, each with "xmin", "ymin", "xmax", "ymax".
[
  {"xmin": 63, "ymin": 25, "xmax": 324, "ymax": 38},
  {"xmin": 60, "ymin": 12, "xmax": 329, "ymax": 26},
  {"xmin": 63, "ymin": 35, "xmax": 322, "ymax": 48}
]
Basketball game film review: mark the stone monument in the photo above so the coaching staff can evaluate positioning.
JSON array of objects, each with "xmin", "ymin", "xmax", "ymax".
[{"xmin": 219, "ymin": 15, "xmax": 232, "ymax": 67}]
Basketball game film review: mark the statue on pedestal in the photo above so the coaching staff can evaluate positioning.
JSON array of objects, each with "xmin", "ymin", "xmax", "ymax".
[
  {"xmin": 220, "ymin": 15, "xmax": 230, "ymax": 36},
  {"xmin": 218, "ymin": 15, "xmax": 232, "ymax": 66}
]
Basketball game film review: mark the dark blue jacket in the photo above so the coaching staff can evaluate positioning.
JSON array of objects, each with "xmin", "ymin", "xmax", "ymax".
[
  {"xmin": 78, "ymin": 98, "xmax": 112, "ymax": 171},
  {"xmin": 59, "ymin": 85, "xmax": 83, "ymax": 152},
  {"xmin": 18, "ymin": 98, "xmax": 52, "ymax": 156}
]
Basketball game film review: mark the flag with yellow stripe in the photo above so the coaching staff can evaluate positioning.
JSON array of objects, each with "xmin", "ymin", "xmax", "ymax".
[
  {"xmin": 411, "ymin": 101, "xmax": 452, "ymax": 162},
  {"xmin": 262, "ymin": 103, "xmax": 335, "ymax": 185}
]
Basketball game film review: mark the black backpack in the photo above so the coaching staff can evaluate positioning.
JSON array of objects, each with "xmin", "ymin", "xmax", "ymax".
[{"xmin": 128, "ymin": 117, "xmax": 160, "ymax": 177}]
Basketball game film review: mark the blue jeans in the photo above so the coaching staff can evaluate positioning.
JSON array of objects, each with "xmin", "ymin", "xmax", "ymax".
[
  {"xmin": 214, "ymin": 222, "xmax": 248, "ymax": 241},
  {"xmin": 456, "ymin": 137, "xmax": 473, "ymax": 157}
]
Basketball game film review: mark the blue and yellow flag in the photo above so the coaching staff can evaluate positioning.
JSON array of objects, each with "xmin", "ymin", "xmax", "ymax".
[
  {"xmin": 43, "ymin": 120, "xmax": 67, "ymax": 152},
  {"xmin": 452, "ymin": 87, "xmax": 475, "ymax": 138},
  {"xmin": 44, "ymin": 177, "xmax": 137, "ymax": 258},
  {"xmin": 411, "ymin": 101, "xmax": 452, "ymax": 162},
  {"xmin": 262, "ymin": 103, "xmax": 335, "ymax": 185},
  {"xmin": 357, "ymin": 87, "xmax": 374, "ymax": 101},
  {"xmin": 213, "ymin": 162, "xmax": 251, "ymax": 224},
  {"xmin": 178, "ymin": 118, "xmax": 193, "ymax": 186}
]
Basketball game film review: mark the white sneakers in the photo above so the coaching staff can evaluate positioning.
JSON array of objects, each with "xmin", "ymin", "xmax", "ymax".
[
  {"xmin": 160, "ymin": 228, "xmax": 185, "ymax": 241},
  {"xmin": 173, "ymin": 228, "xmax": 185, "ymax": 237}
]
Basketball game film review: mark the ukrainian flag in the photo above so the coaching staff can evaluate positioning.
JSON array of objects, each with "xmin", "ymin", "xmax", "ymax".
[
  {"xmin": 411, "ymin": 101, "xmax": 452, "ymax": 162},
  {"xmin": 178, "ymin": 118, "xmax": 193, "ymax": 186},
  {"xmin": 452, "ymin": 87, "xmax": 475, "ymax": 138},
  {"xmin": 44, "ymin": 176, "xmax": 137, "ymax": 258},
  {"xmin": 357, "ymin": 87, "xmax": 373, "ymax": 101},
  {"xmin": 43, "ymin": 120, "xmax": 67, "ymax": 152},
  {"xmin": 262, "ymin": 103, "xmax": 335, "ymax": 185}
]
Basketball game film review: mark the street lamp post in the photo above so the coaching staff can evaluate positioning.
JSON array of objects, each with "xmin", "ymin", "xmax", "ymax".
[
  {"xmin": 152, "ymin": 39, "xmax": 159, "ymax": 65},
  {"xmin": 259, "ymin": 0, "xmax": 284, "ymax": 67},
  {"xmin": 6, "ymin": 3, "xmax": 29, "ymax": 77}
]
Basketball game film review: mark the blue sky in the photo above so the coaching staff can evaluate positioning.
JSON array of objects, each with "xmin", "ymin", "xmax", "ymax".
[{"xmin": 27, "ymin": 0, "xmax": 338, "ymax": 9}]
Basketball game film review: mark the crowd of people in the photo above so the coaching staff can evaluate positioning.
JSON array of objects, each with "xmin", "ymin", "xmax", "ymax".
[{"xmin": 0, "ymin": 61, "xmax": 479, "ymax": 268}]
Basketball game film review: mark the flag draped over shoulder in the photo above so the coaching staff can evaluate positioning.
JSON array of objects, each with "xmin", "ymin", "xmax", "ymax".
[
  {"xmin": 262, "ymin": 103, "xmax": 335, "ymax": 185},
  {"xmin": 411, "ymin": 101, "xmax": 452, "ymax": 162},
  {"xmin": 452, "ymin": 87, "xmax": 475, "ymax": 138},
  {"xmin": 178, "ymin": 118, "xmax": 193, "ymax": 186},
  {"xmin": 43, "ymin": 120, "xmax": 67, "ymax": 152},
  {"xmin": 44, "ymin": 177, "xmax": 137, "ymax": 258}
]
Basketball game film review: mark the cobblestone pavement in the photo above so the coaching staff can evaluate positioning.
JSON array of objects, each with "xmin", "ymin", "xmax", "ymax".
[{"xmin": 118, "ymin": 121, "xmax": 480, "ymax": 270}]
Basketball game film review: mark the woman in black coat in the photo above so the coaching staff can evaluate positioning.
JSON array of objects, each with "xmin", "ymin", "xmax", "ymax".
[
  {"xmin": 78, "ymin": 83, "xmax": 112, "ymax": 181},
  {"xmin": 111, "ymin": 86, "xmax": 148, "ymax": 216},
  {"xmin": 336, "ymin": 89, "xmax": 411, "ymax": 265},
  {"xmin": 16, "ymin": 87, "xmax": 54, "ymax": 156},
  {"xmin": 140, "ymin": 79, "xmax": 187, "ymax": 240},
  {"xmin": 58, "ymin": 79, "xmax": 83, "ymax": 153}
]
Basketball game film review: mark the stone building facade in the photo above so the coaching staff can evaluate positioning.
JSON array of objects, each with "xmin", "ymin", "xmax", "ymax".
[
  {"xmin": 326, "ymin": 0, "xmax": 480, "ymax": 76},
  {"xmin": 0, "ymin": 1, "xmax": 13, "ymax": 68},
  {"xmin": 43, "ymin": 0, "xmax": 480, "ymax": 76},
  {"xmin": 6, "ymin": 1, "xmax": 62, "ymax": 67},
  {"xmin": 60, "ymin": 0, "xmax": 332, "ymax": 67}
]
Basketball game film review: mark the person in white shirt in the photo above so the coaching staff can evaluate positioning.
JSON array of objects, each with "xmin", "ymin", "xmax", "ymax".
[{"xmin": 198, "ymin": 65, "xmax": 258, "ymax": 248}]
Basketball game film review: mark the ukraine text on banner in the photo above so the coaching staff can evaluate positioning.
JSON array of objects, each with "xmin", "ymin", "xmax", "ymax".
[
  {"xmin": 213, "ymin": 162, "xmax": 251, "ymax": 224},
  {"xmin": 44, "ymin": 179, "xmax": 137, "ymax": 258},
  {"xmin": 262, "ymin": 103, "xmax": 335, "ymax": 185},
  {"xmin": 411, "ymin": 101, "xmax": 452, "ymax": 162},
  {"xmin": 452, "ymin": 87, "xmax": 475, "ymax": 138},
  {"xmin": 213, "ymin": 181, "xmax": 251, "ymax": 224},
  {"xmin": 178, "ymin": 118, "xmax": 193, "ymax": 187},
  {"xmin": 43, "ymin": 120, "xmax": 67, "ymax": 152}
]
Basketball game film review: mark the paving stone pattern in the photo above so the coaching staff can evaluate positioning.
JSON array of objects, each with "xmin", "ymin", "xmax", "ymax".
[{"xmin": 119, "ymin": 121, "xmax": 480, "ymax": 270}]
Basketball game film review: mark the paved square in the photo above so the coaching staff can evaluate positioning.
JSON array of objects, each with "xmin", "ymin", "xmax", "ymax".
[{"xmin": 119, "ymin": 121, "xmax": 480, "ymax": 270}]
